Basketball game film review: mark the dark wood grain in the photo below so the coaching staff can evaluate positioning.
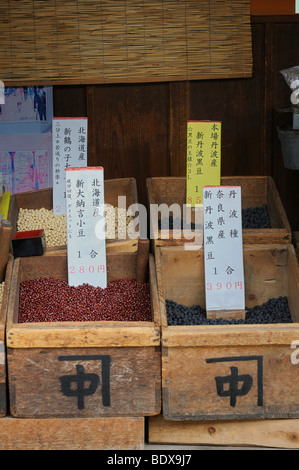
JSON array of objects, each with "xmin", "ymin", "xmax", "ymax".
[{"xmin": 52, "ymin": 17, "xmax": 299, "ymax": 231}]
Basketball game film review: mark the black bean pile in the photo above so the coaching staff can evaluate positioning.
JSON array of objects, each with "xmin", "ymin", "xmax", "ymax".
[
  {"xmin": 159, "ymin": 216, "xmax": 202, "ymax": 230},
  {"xmin": 166, "ymin": 296, "xmax": 292, "ymax": 325},
  {"xmin": 241, "ymin": 204, "xmax": 271, "ymax": 229},
  {"xmin": 158, "ymin": 205, "xmax": 271, "ymax": 230}
]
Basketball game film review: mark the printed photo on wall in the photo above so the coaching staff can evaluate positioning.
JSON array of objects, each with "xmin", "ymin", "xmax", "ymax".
[{"xmin": 0, "ymin": 86, "xmax": 53, "ymax": 134}]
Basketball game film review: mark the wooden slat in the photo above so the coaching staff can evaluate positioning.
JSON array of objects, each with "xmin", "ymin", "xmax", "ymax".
[
  {"xmin": 0, "ymin": 416, "xmax": 144, "ymax": 450},
  {"xmin": 148, "ymin": 415, "xmax": 299, "ymax": 448}
]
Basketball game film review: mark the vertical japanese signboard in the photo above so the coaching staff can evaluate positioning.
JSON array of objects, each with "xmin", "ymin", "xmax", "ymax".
[
  {"xmin": 203, "ymin": 186, "xmax": 245, "ymax": 318},
  {"xmin": 66, "ymin": 167, "xmax": 107, "ymax": 288},
  {"xmin": 52, "ymin": 117, "xmax": 88, "ymax": 215},
  {"xmin": 186, "ymin": 121, "xmax": 221, "ymax": 207}
]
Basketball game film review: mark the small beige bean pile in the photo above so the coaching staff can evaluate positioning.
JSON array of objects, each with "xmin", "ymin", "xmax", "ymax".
[
  {"xmin": 17, "ymin": 208, "xmax": 67, "ymax": 247},
  {"xmin": 0, "ymin": 282, "xmax": 4, "ymax": 309},
  {"xmin": 17, "ymin": 205, "xmax": 136, "ymax": 247}
]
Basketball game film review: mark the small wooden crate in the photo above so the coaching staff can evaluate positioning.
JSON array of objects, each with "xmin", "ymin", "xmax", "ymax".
[
  {"xmin": 146, "ymin": 176, "xmax": 291, "ymax": 247},
  {"xmin": 8, "ymin": 177, "xmax": 139, "ymax": 252},
  {"xmin": 148, "ymin": 414, "xmax": 299, "ymax": 449},
  {"xmin": 155, "ymin": 243, "xmax": 299, "ymax": 421},
  {"xmin": 6, "ymin": 249, "xmax": 161, "ymax": 419},
  {"xmin": 0, "ymin": 255, "xmax": 13, "ymax": 417},
  {"xmin": 0, "ymin": 416, "xmax": 144, "ymax": 450}
]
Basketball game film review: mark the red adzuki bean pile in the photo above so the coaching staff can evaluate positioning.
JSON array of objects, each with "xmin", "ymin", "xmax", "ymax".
[{"xmin": 18, "ymin": 277, "xmax": 151, "ymax": 323}]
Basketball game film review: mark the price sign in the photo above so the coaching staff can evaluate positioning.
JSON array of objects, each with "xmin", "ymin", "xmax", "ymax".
[
  {"xmin": 66, "ymin": 167, "xmax": 107, "ymax": 288},
  {"xmin": 52, "ymin": 117, "xmax": 88, "ymax": 215},
  {"xmin": 203, "ymin": 186, "xmax": 245, "ymax": 319},
  {"xmin": 186, "ymin": 120, "xmax": 221, "ymax": 207}
]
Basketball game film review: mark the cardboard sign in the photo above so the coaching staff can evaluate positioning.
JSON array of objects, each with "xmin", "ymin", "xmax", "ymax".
[
  {"xmin": 52, "ymin": 117, "xmax": 87, "ymax": 215},
  {"xmin": 203, "ymin": 186, "xmax": 245, "ymax": 318},
  {"xmin": 186, "ymin": 120, "xmax": 221, "ymax": 207},
  {"xmin": 65, "ymin": 167, "xmax": 107, "ymax": 288}
]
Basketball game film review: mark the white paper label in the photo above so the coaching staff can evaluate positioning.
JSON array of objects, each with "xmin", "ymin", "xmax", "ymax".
[
  {"xmin": 203, "ymin": 186, "xmax": 245, "ymax": 312},
  {"xmin": 52, "ymin": 118, "xmax": 87, "ymax": 215},
  {"xmin": 66, "ymin": 167, "xmax": 107, "ymax": 288}
]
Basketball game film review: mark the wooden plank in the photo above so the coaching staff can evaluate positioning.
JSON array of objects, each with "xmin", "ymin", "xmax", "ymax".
[
  {"xmin": 86, "ymin": 83, "xmax": 169, "ymax": 207},
  {"xmin": 0, "ymin": 255, "xmax": 13, "ymax": 417},
  {"xmin": 7, "ymin": 346, "xmax": 160, "ymax": 418},
  {"xmin": 162, "ymin": 343, "xmax": 299, "ymax": 420},
  {"xmin": 169, "ymin": 81, "xmax": 189, "ymax": 177},
  {"xmin": 148, "ymin": 414, "xmax": 299, "ymax": 449},
  {"xmin": 294, "ymin": 232, "xmax": 299, "ymax": 261},
  {"xmin": 0, "ymin": 416, "xmax": 144, "ymax": 450}
]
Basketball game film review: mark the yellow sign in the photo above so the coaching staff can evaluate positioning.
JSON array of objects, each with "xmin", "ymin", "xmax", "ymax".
[
  {"xmin": 186, "ymin": 120, "xmax": 221, "ymax": 206},
  {"xmin": 0, "ymin": 191, "xmax": 11, "ymax": 220}
]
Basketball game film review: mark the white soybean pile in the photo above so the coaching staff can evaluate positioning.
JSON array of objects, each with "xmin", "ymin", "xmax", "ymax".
[
  {"xmin": 17, "ymin": 208, "xmax": 67, "ymax": 247},
  {"xmin": 17, "ymin": 205, "xmax": 135, "ymax": 247}
]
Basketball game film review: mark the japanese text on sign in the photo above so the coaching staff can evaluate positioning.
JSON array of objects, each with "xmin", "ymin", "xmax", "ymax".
[
  {"xmin": 203, "ymin": 186, "xmax": 245, "ymax": 312},
  {"xmin": 66, "ymin": 166, "xmax": 107, "ymax": 288},
  {"xmin": 186, "ymin": 121, "xmax": 221, "ymax": 207},
  {"xmin": 52, "ymin": 117, "xmax": 87, "ymax": 215}
]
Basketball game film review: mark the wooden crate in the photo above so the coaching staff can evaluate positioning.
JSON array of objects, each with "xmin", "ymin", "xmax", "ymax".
[
  {"xmin": 148, "ymin": 414, "xmax": 299, "ymax": 449},
  {"xmin": 6, "ymin": 248, "xmax": 161, "ymax": 419},
  {"xmin": 146, "ymin": 176, "xmax": 291, "ymax": 247},
  {"xmin": 0, "ymin": 415, "xmax": 144, "ymax": 450},
  {"xmin": 0, "ymin": 255, "xmax": 13, "ymax": 417},
  {"xmin": 8, "ymin": 177, "xmax": 139, "ymax": 252},
  {"xmin": 155, "ymin": 243, "xmax": 299, "ymax": 421}
]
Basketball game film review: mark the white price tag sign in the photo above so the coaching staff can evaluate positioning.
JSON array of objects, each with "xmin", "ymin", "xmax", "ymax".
[
  {"xmin": 66, "ymin": 167, "xmax": 107, "ymax": 288},
  {"xmin": 203, "ymin": 186, "xmax": 245, "ymax": 316},
  {"xmin": 52, "ymin": 117, "xmax": 88, "ymax": 215}
]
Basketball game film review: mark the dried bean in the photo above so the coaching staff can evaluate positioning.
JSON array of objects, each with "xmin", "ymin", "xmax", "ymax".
[
  {"xmin": 17, "ymin": 208, "xmax": 67, "ymax": 247},
  {"xmin": 19, "ymin": 277, "xmax": 151, "ymax": 323},
  {"xmin": 166, "ymin": 296, "xmax": 292, "ymax": 325},
  {"xmin": 158, "ymin": 205, "xmax": 271, "ymax": 231},
  {"xmin": 242, "ymin": 205, "xmax": 271, "ymax": 229},
  {"xmin": 17, "ymin": 205, "xmax": 135, "ymax": 247}
]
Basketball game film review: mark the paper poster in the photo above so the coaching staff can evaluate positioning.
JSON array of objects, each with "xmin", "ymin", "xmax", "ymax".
[
  {"xmin": 52, "ymin": 117, "xmax": 88, "ymax": 215},
  {"xmin": 66, "ymin": 167, "xmax": 107, "ymax": 288},
  {"xmin": 203, "ymin": 186, "xmax": 245, "ymax": 313},
  {"xmin": 0, "ymin": 133, "xmax": 52, "ymax": 194},
  {"xmin": 0, "ymin": 86, "xmax": 53, "ymax": 134},
  {"xmin": 186, "ymin": 121, "xmax": 221, "ymax": 207}
]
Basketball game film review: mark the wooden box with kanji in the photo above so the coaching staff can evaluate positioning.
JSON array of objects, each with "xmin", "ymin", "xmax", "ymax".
[
  {"xmin": 155, "ymin": 243, "xmax": 299, "ymax": 421},
  {"xmin": 6, "ymin": 247, "xmax": 161, "ymax": 419},
  {"xmin": 146, "ymin": 176, "xmax": 291, "ymax": 247},
  {"xmin": 8, "ymin": 177, "xmax": 139, "ymax": 252}
]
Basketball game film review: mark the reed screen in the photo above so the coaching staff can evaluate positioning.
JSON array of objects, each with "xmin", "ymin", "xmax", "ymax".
[{"xmin": 0, "ymin": 0, "xmax": 252, "ymax": 85}]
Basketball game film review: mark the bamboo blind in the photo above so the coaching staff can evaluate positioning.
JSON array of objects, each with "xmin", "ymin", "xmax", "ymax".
[{"xmin": 0, "ymin": 0, "xmax": 252, "ymax": 85}]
